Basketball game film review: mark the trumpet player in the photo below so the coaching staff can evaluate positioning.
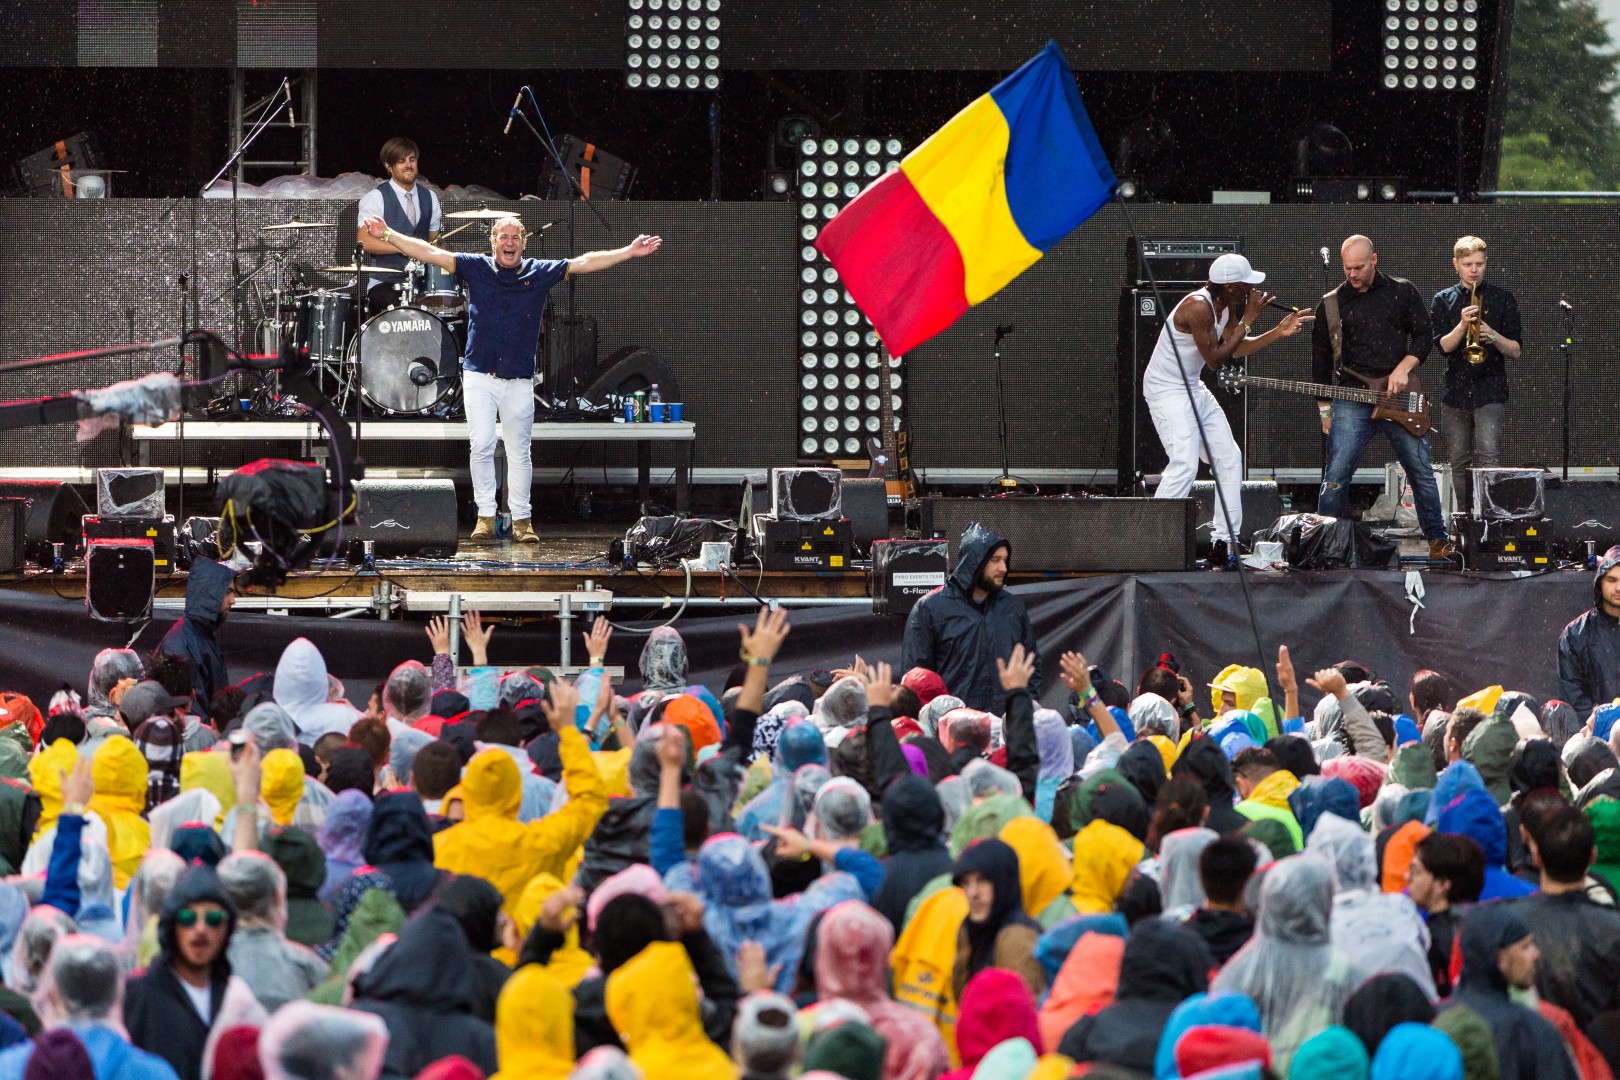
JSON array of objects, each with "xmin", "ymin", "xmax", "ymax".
[{"xmin": 1430, "ymin": 236, "xmax": 1522, "ymax": 479}]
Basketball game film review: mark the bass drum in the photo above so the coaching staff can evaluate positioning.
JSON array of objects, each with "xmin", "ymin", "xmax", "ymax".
[{"xmin": 351, "ymin": 305, "xmax": 461, "ymax": 416}]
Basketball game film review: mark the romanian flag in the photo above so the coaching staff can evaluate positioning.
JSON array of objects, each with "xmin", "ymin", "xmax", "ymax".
[{"xmin": 815, "ymin": 42, "xmax": 1115, "ymax": 357}]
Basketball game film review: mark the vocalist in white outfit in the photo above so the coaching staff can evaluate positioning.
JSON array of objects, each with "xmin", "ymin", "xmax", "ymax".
[{"xmin": 1142, "ymin": 253, "xmax": 1313, "ymax": 564}]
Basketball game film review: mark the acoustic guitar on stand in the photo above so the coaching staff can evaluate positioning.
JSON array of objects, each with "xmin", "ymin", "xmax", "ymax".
[{"xmin": 1216, "ymin": 364, "xmax": 1432, "ymax": 438}]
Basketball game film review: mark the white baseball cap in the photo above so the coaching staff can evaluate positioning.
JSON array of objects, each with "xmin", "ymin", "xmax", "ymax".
[{"xmin": 1209, "ymin": 253, "xmax": 1266, "ymax": 285}]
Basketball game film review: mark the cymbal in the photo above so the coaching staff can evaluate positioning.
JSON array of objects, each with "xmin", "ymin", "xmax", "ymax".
[
  {"xmin": 262, "ymin": 221, "xmax": 337, "ymax": 231},
  {"xmin": 444, "ymin": 207, "xmax": 516, "ymax": 220},
  {"xmin": 312, "ymin": 264, "xmax": 404, "ymax": 275}
]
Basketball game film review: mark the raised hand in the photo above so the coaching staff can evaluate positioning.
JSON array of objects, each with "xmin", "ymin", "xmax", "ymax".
[
  {"xmin": 462, "ymin": 611, "xmax": 494, "ymax": 665},
  {"xmin": 584, "ymin": 616, "xmax": 612, "ymax": 663},
  {"xmin": 1058, "ymin": 650, "xmax": 1093, "ymax": 696},
  {"xmin": 997, "ymin": 643, "xmax": 1036, "ymax": 692},
  {"xmin": 735, "ymin": 940, "xmax": 782, "ymax": 993},
  {"xmin": 739, "ymin": 605, "xmax": 790, "ymax": 663},
  {"xmin": 630, "ymin": 235, "xmax": 663, "ymax": 257},
  {"xmin": 1276, "ymin": 645, "xmax": 1298, "ymax": 694},
  {"xmin": 1306, "ymin": 667, "xmax": 1349, "ymax": 699},
  {"xmin": 542, "ymin": 679, "xmax": 582, "ymax": 733},
  {"xmin": 59, "ymin": 759, "xmax": 94, "ymax": 810},
  {"xmin": 425, "ymin": 615, "xmax": 452, "ymax": 656},
  {"xmin": 864, "ymin": 661, "xmax": 897, "ymax": 710}
]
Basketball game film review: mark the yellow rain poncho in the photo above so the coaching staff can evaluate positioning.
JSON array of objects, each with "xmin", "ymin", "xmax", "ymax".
[
  {"xmin": 30, "ymin": 738, "xmax": 82, "ymax": 840},
  {"xmin": 493, "ymin": 872, "xmax": 592, "ymax": 988},
  {"xmin": 1068, "ymin": 819, "xmax": 1145, "ymax": 915},
  {"xmin": 261, "ymin": 749, "xmax": 306, "ymax": 826},
  {"xmin": 89, "ymin": 737, "xmax": 151, "ymax": 890},
  {"xmin": 605, "ymin": 941, "xmax": 738, "ymax": 1078},
  {"xmin": 493, "ymin": 964, "xmax": 574, "ymax": 1080},
  {"xmin": 998, "ymin": 817, "xmax": 1074, "ymax": 927},
  {"xmin": 180, "ymin": 750, "xmax": 236, "ymax": 826}
]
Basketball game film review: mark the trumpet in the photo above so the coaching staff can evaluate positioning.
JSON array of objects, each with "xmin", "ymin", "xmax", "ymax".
[{"xmin": 1463, "ymin": 282, "xmax": 1488, "ymax": 365}]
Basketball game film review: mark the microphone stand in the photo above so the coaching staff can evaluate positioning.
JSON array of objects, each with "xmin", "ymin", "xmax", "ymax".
[
  {"xmin": 514, "ymin": 89, "xmax": 613, "ymax": 403},
  {"xmin": 1560, "ymin": 298, "xmax": 1575, "ymax": 482},
  {"xmin": 984, "ymin": 323, "xmax": 1023, "ymax": 494}
]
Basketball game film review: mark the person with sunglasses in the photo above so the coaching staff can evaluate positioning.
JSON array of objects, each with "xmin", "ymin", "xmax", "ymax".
[{"xmin": 124, "ymin": 866, "xmax": 239, "ymax": 1080}]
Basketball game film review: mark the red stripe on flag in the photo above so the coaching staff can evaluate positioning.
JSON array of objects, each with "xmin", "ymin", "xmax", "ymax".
[{"xmin": 815, "ymin": 169, "xmax": 968, "ymax": 357}]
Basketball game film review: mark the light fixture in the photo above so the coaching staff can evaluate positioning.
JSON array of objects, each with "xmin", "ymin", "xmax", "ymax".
[
  {"xmin": 1382, "ymin": 0, "xmax": 1482, "ymax": 91},
  {"xmin": 626, "ymin": 0, "xmax": 719, "ymax": 90},
  {"xmin": 794, "ymin": 135, "xmax": 906, "ymax": 461}
]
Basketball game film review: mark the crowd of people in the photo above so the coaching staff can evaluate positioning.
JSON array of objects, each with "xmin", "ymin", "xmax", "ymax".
[{"xmin": 0, "ymin": 529, "xmax": 1617, "ymax": 1080}]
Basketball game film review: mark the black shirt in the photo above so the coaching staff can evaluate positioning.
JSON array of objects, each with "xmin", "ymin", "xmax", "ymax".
[
  {"xmin": 1429, "ymin": 280, "xmax": 1522, "ymax": 409},
  {"xmin": 1311, "ymin": 271, "xmax": 1433, "ymax": 388}
]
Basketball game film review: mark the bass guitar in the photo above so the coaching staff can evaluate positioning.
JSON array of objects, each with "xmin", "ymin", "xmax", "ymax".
[{"xmin": 1216, "ymin": 364, "xmax": 1432, "ymax": 438}]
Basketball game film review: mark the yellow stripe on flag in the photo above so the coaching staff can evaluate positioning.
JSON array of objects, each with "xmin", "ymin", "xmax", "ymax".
[{"xmin": 900, "ymin": 95, "xmax": 1044, "ymax": 306}]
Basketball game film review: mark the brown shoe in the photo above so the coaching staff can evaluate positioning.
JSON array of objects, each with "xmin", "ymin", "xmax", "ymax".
[
  {"xmin": 1429, "ymin": 538, "xmax": 1457, "ymax": 561},
  {"xmin": 470, "ymin": 516, "xmax": 499, "ymax": 543},
  {"xmin": 512, "ymin": 518, "xmax": 540, "ymax": 545}
]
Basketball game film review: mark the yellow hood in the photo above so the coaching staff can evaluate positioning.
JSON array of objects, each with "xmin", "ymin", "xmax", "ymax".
[
  {"xmin": 462, "ymin": 749, "xmax": 523, "ymax": 822},
  {"xmin": 1211, "ymin": 665, "xmax": 1269, "ymax": 713},
  {"xmin": 180, "ymin": 750, "xmax": 236, "ymax": 826},
  {"xmin": 591, "ymin": 747, "xmax": 635, "ymax": 798},
  {"xmin": 493, "ymin": 964, "xmax": 574, "ymax": 1080},
  {"xmin": 606, "ymin": 942, "xmax": 739, "ymax": 1078},
  {"xmin": 1457, "ymin": 685, "xmax": 1504, "ymax": 715},
  {"xmin": 1069, "ymin": 819, "xmax": 1145, "ymax": 914},
  {"xmin": 261, "ymin": 749, "xmax": 306, "ymax": 825},
  {"xmin": 1146, "ymin": 734, "xmax": 1178, "ymax": 772},
  {"xmin": 1246, "ymin": 768, "xmax": 1300, "ymax": 811},
  {"xmin": 30, "ymin": 738, "xmax": 82, "ymax": 838},
  {"xmin": 496, "ymin": 872, "xmax": 592, "ymax": 987},
  {"xmin": 999, "ymin": 817, "xmax": 1072, "ymax": 919},
  {"xmin": 88, "ymin": 738, "xmax": 152, "ymax": 891}
]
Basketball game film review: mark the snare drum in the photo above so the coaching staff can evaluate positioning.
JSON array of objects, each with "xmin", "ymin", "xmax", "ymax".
[
  {"xmin": 419, "ymin": 261, "xmax": 464, "ymax": 313},
  {"xmin": 292, "ymin": 290, "xmax": 354, "ymax": 363},
  {"xmin": 352, "ymin": 305, "xmax": 461, "ymax": 416}
]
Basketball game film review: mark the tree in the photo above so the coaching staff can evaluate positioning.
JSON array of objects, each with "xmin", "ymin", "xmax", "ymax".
[{"xmin": 1500, "ymin": 0, "xmax": 1620, "ymax": 187}]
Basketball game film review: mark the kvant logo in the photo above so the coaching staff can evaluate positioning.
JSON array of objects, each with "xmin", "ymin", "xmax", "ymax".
[{"xmin": 379, "ymin": 319, "xmax": 434, "ymax": 335}]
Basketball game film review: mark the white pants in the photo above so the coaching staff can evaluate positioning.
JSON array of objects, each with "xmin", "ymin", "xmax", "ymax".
[
  {"xmin": 463, "ymin": 370, "xmax": 536, "ymax": 520},
  {"xmin": 1147, "ymin": 385, "xmax": 1243, "ymax": 543}
]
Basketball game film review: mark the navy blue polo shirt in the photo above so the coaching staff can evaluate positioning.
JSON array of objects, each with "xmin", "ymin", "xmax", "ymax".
[{"xmin": 454, "ymin": 254, "xmax": 569, "ymax": 379}]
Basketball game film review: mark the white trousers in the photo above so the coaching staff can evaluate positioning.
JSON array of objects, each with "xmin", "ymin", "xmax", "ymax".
[
  {"xmin": 463, "ymin": 370, "xmax": 536, "ymax": 520},
  {"xmin": 1147, "ymin": 385, "xmax": 1243, "ymax": 543}
]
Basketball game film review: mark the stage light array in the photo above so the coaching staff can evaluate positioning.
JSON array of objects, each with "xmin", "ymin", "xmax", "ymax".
[
  {"xmin": 796, "ymin": 136, "xmax": 907, "ymax": 462},
  {"xmin": 626, "ymin": 0, "xmax": 720, "ymax": 91},
  {"xmin": 1383, "ymin": 0, "xmax": 1481, "ymax": 91}
]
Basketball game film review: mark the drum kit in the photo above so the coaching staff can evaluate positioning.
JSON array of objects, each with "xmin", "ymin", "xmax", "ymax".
[{"xmin": 241, "ymin": 208, "xmax": 519, "ymax": 418}]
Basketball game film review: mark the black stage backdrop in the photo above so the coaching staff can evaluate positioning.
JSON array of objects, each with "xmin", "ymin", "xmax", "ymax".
[
  {"xmin": 1, "ymin": 200, "xmax": 1615, "ymax": 478},
  {"xmin": 0, "ymin": 569, "xmax": 1590, "ymax": 716}
]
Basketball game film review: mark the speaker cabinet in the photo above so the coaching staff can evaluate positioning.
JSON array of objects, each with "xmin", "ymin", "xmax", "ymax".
[
  {"xmin": 352, "ymin": 480, "xmax": 459, "ymax": 558},
  {"xmin": 0, "ymin": 500, "xmax": 25, "ymax": 571},
  {"xmin": 86, "ymin": 540, "xmax": 154, "ymax": 622},
  {"xmin": 95, "ymin": 467, "xmax": 165, "ymax": 519},
  {"xmin": 1543, "ymin": 481, "xmax": 1620, "ymax": 557},
  {"xmin": 840, "ymin": 477, "xmax": 889, "ymax": 557},
  {"xmin": 575, "ymin": 345, "xmax": 681, "ymax": 407},
  {"xmin": 0, "ymin": 480, "xmax": 89, "ymax": 563},
  {"xmin": 1189, "ymin": 479, "xmax": 1283, "ymax": 548},
  {"xmin": 871, "ymin": 538, "xmax": 949, "ymax": 616},
  {"xmin": 771, "ymin": 468, "xmax": 842, "ymax": 521},
  {"xmin": 921, "ymin": 496, "xmax": 1197, "ymax": 573},
  {"xmin": 1116, "ymin": 288, "xmax": 1247, "ymax": 493}
]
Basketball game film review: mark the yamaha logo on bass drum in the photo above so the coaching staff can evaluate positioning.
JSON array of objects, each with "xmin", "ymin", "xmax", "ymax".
[{"xmin": 378, "ymin": 317, "xmax": 435, "ymax": 335}]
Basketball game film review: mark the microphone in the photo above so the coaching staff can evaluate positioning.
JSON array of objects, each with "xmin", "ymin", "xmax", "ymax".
[
  {"xmin": 1319, "ymin": 246, "xmax": 1330, "ymax": 267},
  {"xmin": 994, "ymin": 323, "xmax": 1015, "ymax": 343},
  {"xmin": 409, "ymin": 362, "xmax": 435, "ymax": 387},
  {"xmin": 1558, "ymin": 297, "xmax": 1573, "ymax": 312},
  {"xmin": 1266, "ymin": 298, "xmax": 1304, "ymax": 314},
  {"xmin": 504, "ymin": 89, "xmax": 524, "ymax": 135}
]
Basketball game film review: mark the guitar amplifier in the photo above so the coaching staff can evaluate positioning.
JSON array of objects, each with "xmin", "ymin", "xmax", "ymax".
[
  {"xmin": 1125, "ymin": 238, "xmax": 1243, "ymax": 286},
  {"xmin": 1456, "ymin": 515, "xmax": 1552, "ymax": 571}
]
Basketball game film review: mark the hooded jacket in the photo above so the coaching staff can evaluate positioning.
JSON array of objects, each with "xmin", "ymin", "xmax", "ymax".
[
  {"xmin": 493, "ymin": 963, "xmax": 574, "ymax": 1080},
  {"xmin": 951, "ymin": 837, "xmax": 1046, "ymax": 1001},
  {"xmin": 812, "ymin": 900, "xmax": 952, "ymax": 1080},
  {"xmin": 1058, "ymin": 918, "xmax": 1212, "ymax": 1072},
  {"xmin": 158, "ymin": 557, "xmax": 236, "ymax": 717},
  {"xmin": 351, "ymin": 906, "xmax": 498, "ymax": 1079},
  {"xmin": 434, "ymin": 732, "xmax": 608, "ymax": 915},
  {"xmin": 900, "ymin": 524, "xmax": 1041, "ymax": 711},
  {"xmin": 1441, "ymin": 903, "xmax": 1578, "ymax": 1080},
  {"xmin": 438, "ymin": 874, "xmax": 515, "ymax": 1023},
  {"xmin": 1036, "ymin": 918, "xmax": 1126, "ymax": 1053},
  {"xmin": 1307, "ymin": 815, "xmax": 1437, "ymax": 1001},
  {"xmin": 1174, "ymin": 737, "xmax": 1248, "ymax": 836},
  {"xmin": 1461, "ymin": 715, "xmax": 1519, "ymax": 806},
  {"xmin": 1069, "ymin": 819, "xmax": 1146, "ymax": 915},
  {"xmin": 363, "ymin": 792, "xmax": 445, "ymax": 912},
  {"xmin": 1236, "ymin": 770, "xmax": 1304, "ymax": 850},
  {"xmin": 1000, "ymin": 816, "xmax": 1076, "ymax": 928},
  {"xmin": 123, "ymin": 867, "xmax": 238, "ymax": 1080},
  {"xmin": 1434, "ymin": 789, "xmax": 1536, "ymax": 901},
  {"xmin": 946, "ymin": 967, "xmax": 1043, "ymax": 1080},
  {"xmin": 1557, "ymin": 545, "xmax": 1620, "ymax": 717},
  {"xmin": 87, "ymin": 737, "xmax": 151, "ymax": 890},
  {"xmin": 870, "ymin": 773, "xmax": 954, "ymax": 932},
  {"xmin": 605, "ymin": 942, "xmax": 739, "ymax": 1079},
  {"xmin": 271, "ymin": 638, "xmax": 361, "ymax": 745}
]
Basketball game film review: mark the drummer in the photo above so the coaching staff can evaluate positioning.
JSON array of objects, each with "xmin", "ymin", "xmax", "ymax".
[
  {"xmin": 355, "ymin": 138, "xmax": 442, "ymax": 315},
  {"xmin": 359, "ymin": 212, "xmax": 662, "ymax": 545}
]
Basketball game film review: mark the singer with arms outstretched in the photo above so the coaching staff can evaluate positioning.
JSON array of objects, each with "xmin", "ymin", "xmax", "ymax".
[
  {"xmin": 361, "ymin": 213, "xmax": 662, "ymax": 544},
  {"xmin": 1143, "ymin": 253, "xmax": 1312, "ymax": 568}
]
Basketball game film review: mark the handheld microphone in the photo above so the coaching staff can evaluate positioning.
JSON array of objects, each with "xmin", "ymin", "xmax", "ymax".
[
  {"xmin": 1318, "ymin": 246, "xmax": 1330, "ymax": 267},
  {"xmin": 1266, "ymin": 298, "xmax": 1304, "ymax": 314},
  {"xmin": 503, "ymin": 89, "xmax": 524, "ymax": 135}
]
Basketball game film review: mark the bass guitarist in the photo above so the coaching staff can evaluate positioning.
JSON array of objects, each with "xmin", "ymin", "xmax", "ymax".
[{"xmin": 1312, "ymin": 234, "xmax": 1454, "ymax": 560}]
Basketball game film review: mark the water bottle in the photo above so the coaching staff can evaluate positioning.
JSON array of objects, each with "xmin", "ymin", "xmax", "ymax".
[
  {"xmin": 575, "ymin": 667, "xmax": 604, "ymax": 743},
  {"xmin": 647, "ymin": 383, "xmax": 662, "ymax": 408}
]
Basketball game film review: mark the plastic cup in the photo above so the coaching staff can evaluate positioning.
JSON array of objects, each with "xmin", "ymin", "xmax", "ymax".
[
  {"xmin": 622, "ymin": 399, "xmax": 636, "ymax": 423},
  {"xmin": 668, "ymin": 402, "xmax": 683, "ymax": 422},
  {"xmin": 649, "ymin": 402, "xmax": 666, "ymax": 423}
]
